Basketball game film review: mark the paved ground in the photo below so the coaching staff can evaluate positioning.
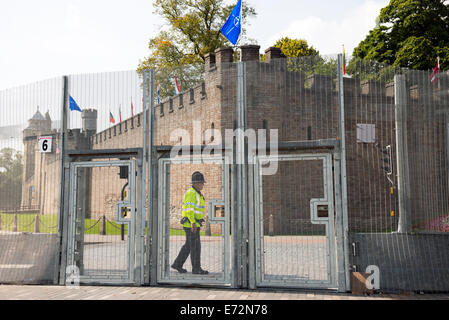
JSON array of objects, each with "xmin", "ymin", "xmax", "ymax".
[
  {"xmin": 0, "ymin": 284, "xmax": 448, "ymax": 300},
  {"xmin": 82, "ymin": 234, "xmax": 329, "ymax": 282}
]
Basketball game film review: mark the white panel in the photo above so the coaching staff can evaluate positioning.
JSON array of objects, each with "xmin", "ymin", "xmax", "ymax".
[{"xmin": 357, "ymin": 124, "xmax": 376, "ymax": 143}]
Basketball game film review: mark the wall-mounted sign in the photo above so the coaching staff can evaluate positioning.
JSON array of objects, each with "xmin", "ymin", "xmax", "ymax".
[
  {"xmin": 38, "ymin": 136, "xmax": 52, "ymax": 153},
  {"xmin": 357, "ymin": 124, "xmax": 376, "ymax": 143}
]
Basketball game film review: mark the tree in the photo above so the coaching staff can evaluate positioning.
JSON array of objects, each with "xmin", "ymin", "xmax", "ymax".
[
  {"xmin": 352, "ymin": 0, "xmax": 449, "ymax": 70},
  {"xmin": 273, "ymin": 37, "xmax": 319, "ymax": 58},
  {"xmin": 137, "ymin": 0, "xmax": 256, "ymax": 99},
  {"xmin": 270, "ymin": 37, "xmax": 337, "ymax": 77},
  {"xmin": 0, "ymin": 148, "xmax": 23, "ymax": 210}
]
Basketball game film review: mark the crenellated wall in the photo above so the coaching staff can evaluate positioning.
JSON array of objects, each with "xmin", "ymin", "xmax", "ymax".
[{"xmin": 22, "ymin": 46, "xmax": 449, "ymax": 235}]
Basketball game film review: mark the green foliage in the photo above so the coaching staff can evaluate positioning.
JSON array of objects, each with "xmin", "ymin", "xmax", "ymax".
[
  {"xmin": 0, "ymin": 148, "xmax": 23, "ymax": 209},
  {"xmin": 346, "ymin": 56, "xmax": 403, "ymax": 82},
  {"xmin": 270, "ymin": 37, "xmax": 338, "ymax": 77},
  {"xmin": 353, "ymin": 0, "xmax": 449, "ymax": 70},
  {"xmin": 137, "ymin": 0, "xmax": 256, "ymax": 101},
  {"xmin": 274, "ymin": 37, "xmax": 319, "ymax": 58}
]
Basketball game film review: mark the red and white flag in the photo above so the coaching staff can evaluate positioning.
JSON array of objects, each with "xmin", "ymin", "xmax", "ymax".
[
  {"xmin": 174, "ymin": 71, "xmax": 181, "ymax": 95},
  {"xmin": 131, "ymin": 99, "xmax": 134, "ymax": 117},
  {"xmin": 430, "ymin": 57, "xmax": 440, "ymax": 84}
]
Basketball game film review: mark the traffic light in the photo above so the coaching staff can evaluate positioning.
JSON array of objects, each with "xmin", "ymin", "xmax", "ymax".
[
  {"xmin": 379, "ymin": 144, "xmax": 394, "ymax": 186},
  {"xmin": 380, "ymin": 145, "xmax": 393, "ymax": 175}
]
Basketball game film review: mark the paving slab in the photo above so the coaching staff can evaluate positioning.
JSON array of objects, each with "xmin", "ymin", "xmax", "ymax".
[{"xmin": 0, "ymin": 284, "xmax": 448, "ymax": 300}]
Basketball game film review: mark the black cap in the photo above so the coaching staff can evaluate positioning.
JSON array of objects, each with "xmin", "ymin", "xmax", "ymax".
[{"xmin": 191, "ymin": 171, "xmax": 205, "ymax": 184}]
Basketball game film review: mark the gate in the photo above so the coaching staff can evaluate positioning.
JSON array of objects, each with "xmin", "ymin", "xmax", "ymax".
[
  {"xmin": 63, "ymin": 149, "xmax": 145, "ymax": 285},
  {"xmin": 156, "ymin": 155, "xmax": 233, "ymax": 286},
  {"xmin": 253, "ymin": 152, "xmax": 338, "ymax": 289}
]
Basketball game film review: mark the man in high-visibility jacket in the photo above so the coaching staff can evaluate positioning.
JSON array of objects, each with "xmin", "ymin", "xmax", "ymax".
[{"xmin": 171, "ymin": 171, "xmax": 209, "ymax": 275}]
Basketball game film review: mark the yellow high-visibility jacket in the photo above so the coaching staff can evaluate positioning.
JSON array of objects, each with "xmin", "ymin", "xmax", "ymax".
[{"xmin": 181, "ymin": 187, "xmax": 205, "ymax": 228}]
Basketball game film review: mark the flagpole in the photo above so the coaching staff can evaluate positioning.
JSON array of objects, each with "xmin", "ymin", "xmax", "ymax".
[
  {"xmin": 438, "ymin": 56, "xmax": 440, "ymax": 90},
  {"xmin": 239, "ymin": 0, "xmax": 243, "ymax": 62}
]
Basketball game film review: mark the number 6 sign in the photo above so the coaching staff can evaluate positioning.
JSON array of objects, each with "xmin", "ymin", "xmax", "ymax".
[{"xmin": 38, "ymin": 136, "xmax": 52, "ymax": 153}]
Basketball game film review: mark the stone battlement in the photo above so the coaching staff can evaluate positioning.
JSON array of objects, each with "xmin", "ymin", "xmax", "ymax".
[{"xmin": 89, "ymin": 46, "xmax": 447, "ymax": 149}]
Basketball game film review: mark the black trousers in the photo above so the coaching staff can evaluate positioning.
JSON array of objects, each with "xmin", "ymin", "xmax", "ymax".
[{"xmin": 172, "ymin": 227, "xmax": 202, "ymax": 271}]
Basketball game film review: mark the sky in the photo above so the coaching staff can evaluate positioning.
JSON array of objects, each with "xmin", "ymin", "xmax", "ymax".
[{"xmin": 0, "ymin": 0, "xmax": 389, "ymax": 91}]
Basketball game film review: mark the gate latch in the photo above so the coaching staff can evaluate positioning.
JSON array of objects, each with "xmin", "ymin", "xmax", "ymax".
[{"xmin": 116, "ymin": 201, "xmax": 132, "ymax": 224}]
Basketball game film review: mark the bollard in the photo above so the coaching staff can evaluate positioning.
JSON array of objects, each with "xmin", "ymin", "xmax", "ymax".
[
  {"xmin": 205, "ymin": 216, "xmax": 211, "ymax": 236},
  {"xmin": 268, "ymin": 214, "xmax": 274, "ymax": 237},
  {"xmin": 12, "ymin": 214, "xmax": 18, "ymax": 232},
  {"xmin": 34, "ymin": 214, "xmax": 40, "ymax": 233},
  {"xmin": 100, "ymin": 215, "xmax": 106, "ymax": 235}
]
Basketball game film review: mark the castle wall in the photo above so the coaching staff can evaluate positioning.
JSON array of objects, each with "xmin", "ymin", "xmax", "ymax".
[
  {"xmin": 79, "ymin": 52, "xmax": 405, "ymax": 234},
  {"xmin": 21, "ymin": 47, "xmax": 447, "ymax": 235}
]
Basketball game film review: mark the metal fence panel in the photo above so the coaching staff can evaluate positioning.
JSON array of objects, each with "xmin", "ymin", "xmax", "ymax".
[
  {"xmin": 345, "ymin": 59, "xmax": 449, "ymax": 292},
  {"xmin": 62, "ymin": 70, "xmax": 145, "ymax": 285},
  {"xmin": 0, "ymin": 77, "xmax": 63, "ymax": 284},
  {"xmin": 254, "ymin": 154, "xmax": 337, "ymax": 289},
  {"xmin": 157, "ymin": 157, "xmax": 232, "ymax": 286}
]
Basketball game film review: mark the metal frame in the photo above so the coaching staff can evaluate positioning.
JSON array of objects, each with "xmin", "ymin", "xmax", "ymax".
[
  {"xmin": 66, "ymin": 160, "xmax": 137, "ymax": 285},
  {"xmin": 156, "ymin": 155, "xmax": 233, "ymax": 286},
  {"xmin": 337, "ymin": 54, "xmax": 351, "ymax": 291},
  {"xmin": 395, "ymin": 74, "xmax": 412, "ymax": 233},
  {"xmin": 253, "ymin": 153, "xmax": 337, "ymax": 289}
]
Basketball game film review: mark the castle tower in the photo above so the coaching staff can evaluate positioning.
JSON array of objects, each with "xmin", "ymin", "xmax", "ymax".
[
  {"xmin": 21, "ymin": 107, "xmax": 53, "ymax": 210},
  {"xmin": 82, "ymin": 109, "xmax": 98, "ymax": 134}
]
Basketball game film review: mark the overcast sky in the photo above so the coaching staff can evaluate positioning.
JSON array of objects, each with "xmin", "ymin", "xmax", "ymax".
[{"xmin": 0, "ymin": 0, "xmax": 389, "ymax": 90}]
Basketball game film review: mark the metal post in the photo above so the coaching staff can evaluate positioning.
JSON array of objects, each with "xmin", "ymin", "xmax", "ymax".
[
  {"xmin": 12, "ymin": 214, "xmax": 17, "ymax": 232},
  {"xmin": 236, "ymin": 61, "xmax": 248, "ymax": 288},
  {"xmin": 77, "ymin": 168, "xmax": 87, "ymax": 274},
  {"xmin": 337, "ymin": 54, "xmax": 351, "ymax": 292},
  {"xmin": 58, "ymin": 75, "xmax": 69, "ymax": 285},
  {"xmin": 142, "ymin": 69, "xmax": 149, "ymax": 284},
  {"xmin": 136, "ymin": 159, "xmax": 143, "ymax": 284},
  {"xmin": 143, "ymin": 69, "xmax": 157, "ymax": 285},
  {"xmin": 333, "ymin": 149, "xmax": 347, "ymax": 292},
  {"xmin": 247, "ymin": 146, "xmax": 256, "ymax": 289},
  {"xmin": 395, "ymin": 75, "xmax": 411, "ymax": 233}
]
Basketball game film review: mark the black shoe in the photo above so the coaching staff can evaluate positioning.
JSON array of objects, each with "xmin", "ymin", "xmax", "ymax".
[
  {"xmin": 171, "ymin": 264, "xmax": 187, "ymax": 273},
  {"xmin": 192, "ymin": 268, "xmax": 209, "ymax": 275}
]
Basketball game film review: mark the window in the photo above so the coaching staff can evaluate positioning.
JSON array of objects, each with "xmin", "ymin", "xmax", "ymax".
[
  {"xmin": 179, "ymin": 94, "xmax": 184, "ymax": 109},
  {"xmin": 189, "ymin": 89, "xmax": 195, "ymax": 104},
  {"xmin": 201, "ymin": 83, "xmax": 206, "ymax": 99},
  {"xmin": 357, "ymin": 124, "xmax": 376, "ymax": 143}
]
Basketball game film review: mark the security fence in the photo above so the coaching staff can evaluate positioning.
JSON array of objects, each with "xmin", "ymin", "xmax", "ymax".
[
  {"xmin": 345, "ymin": 60, "xmax": 449, "ymax": 292},
  {"xmin": 0, "ymin": 45, "xmax": 448, "ymax": 293},
  {"xmin": 0, "ymin": 77, "xmax": 63, "ymax": 284}
]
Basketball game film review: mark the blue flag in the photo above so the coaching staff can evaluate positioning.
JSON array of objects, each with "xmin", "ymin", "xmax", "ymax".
[
  {"xmin": 220, "ymin": 0, "xmax": 242, "ymax": 45},
  {"xmin": 69, "ymin": 96, "xmax": 82, "ymax": 112}
]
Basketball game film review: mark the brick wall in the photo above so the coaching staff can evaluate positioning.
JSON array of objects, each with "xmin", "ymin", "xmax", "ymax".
[{"xmin": 26, "ymin": 48, "xmax": 448, "ymax": 235}]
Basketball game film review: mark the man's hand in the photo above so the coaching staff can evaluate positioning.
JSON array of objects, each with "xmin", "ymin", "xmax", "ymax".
[{"xmin": 192, "ymin": 224, "xmax": 198, "ymax": 233}]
